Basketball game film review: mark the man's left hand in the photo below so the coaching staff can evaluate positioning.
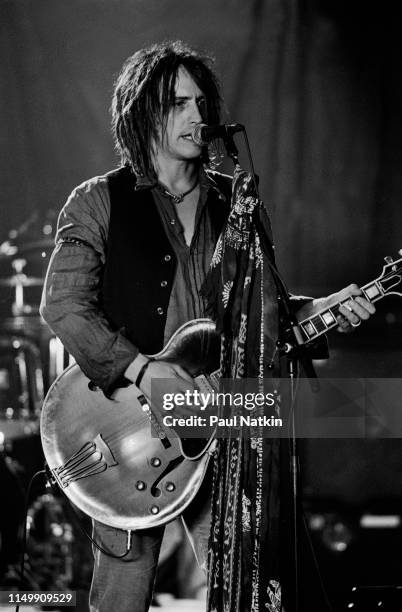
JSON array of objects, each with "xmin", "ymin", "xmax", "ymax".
[
  {"xmin": 297, "ymin": 284, "xmax": 376, "ymax": 333},
  {"xmin": 320, "ymin": 284, "xmax": 376, "ymax": 333},
  {"xmin": 331, "ymin": 284, "xmax": 376, "ymax": 332}
]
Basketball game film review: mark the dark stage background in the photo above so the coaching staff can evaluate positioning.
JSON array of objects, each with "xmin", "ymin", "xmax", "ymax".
[
  {"xmin": 1, "ymin": 1, "xmax": 402, "ymax": 610},
  {"xmin": 1, "ymin": 0, "xmax": 402, "ymax": 293}
]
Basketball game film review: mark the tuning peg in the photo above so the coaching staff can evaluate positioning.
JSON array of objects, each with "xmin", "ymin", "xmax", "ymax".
[
  {"xmin": 399, "ymin": 249, "xmax": 402, "ymax": 257},
  {"xmin": 384, "ymin": 256, "xmax": 394, "ymax": 264}
]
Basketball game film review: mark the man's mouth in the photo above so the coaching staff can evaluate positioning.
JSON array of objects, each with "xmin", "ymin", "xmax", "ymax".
[{"xmin": 181, "ymin": 133, "xmax": 196, "ymax": 142}]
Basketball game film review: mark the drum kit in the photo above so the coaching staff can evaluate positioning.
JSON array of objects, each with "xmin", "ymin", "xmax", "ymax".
[
  {"xmin": 0, "ymin": 212, "xmax": 79, "ymax": 589},
  {"xmin": 0, "ymin": 212, "xmax": 64, "ymax": 442}
]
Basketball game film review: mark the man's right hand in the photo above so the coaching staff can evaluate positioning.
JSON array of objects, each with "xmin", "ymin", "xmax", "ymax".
[{"xmin": 125, "ymin": 354, "xmax": 196, "ymax": 418}]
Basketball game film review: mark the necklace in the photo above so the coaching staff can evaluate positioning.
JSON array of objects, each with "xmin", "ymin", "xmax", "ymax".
[{"xmin": 157, "ymin": 178, "xmax": 199, "ymax": 204}]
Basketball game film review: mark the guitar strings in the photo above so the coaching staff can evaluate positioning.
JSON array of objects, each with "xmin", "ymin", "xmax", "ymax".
[{"xmin": 102, "ymin": 413, "xmax": 167, "ymax": 446}]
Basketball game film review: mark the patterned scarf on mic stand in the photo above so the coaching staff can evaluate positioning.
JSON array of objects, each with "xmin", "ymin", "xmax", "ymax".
[{"xmin": 202, "ymin": 166, "xmax": 283, "ymax": 612}]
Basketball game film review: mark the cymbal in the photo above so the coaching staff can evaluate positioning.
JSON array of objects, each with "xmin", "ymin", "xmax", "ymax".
[
  {"xmin": 0, "ymin": 241, "xmax": 18, "ymax": 259},
  {"xmin": 0, "ymin": 239, "xmax": 54, "ymax": 259},
  {"xmin": 0, "ymin": 275, "xmax": 43, "ymax": 287}
]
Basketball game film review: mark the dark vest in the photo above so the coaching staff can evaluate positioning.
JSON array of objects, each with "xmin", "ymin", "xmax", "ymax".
[{"xmin": 101, "ymin": 166, "xmax": 231, "ymax": 354}]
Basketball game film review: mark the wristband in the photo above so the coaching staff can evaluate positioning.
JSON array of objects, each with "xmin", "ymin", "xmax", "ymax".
[{"xmin": 135, "ymin": 357, "xmax": 154, "ymax": 389}]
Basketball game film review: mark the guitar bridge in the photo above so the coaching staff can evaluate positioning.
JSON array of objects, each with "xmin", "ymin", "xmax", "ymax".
[{"xmin": 52, "ymin": 434, "xmax": 118, "ymax": 488}]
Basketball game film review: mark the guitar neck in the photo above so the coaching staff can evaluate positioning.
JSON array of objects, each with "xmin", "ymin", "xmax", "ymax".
[{"xmin": 296, "ymin": 276, "xmax": 391, "ymax": 344}]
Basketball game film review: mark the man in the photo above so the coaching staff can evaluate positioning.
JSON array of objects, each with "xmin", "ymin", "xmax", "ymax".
[{"xmin": 40, "ymin": 41, "xmax": 374, "ymax": 611}]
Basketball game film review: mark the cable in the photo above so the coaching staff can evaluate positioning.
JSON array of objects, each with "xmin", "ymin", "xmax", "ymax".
[
  {"xmin": 13, "ymin": 466, "xmax": 133, "ymax": 612},
  {"xmin": 45, "ymin": 470, "xmax": 133, "ymax": 559},
  {"xmin": 15, "ymin": 469, "xmax": 46, "ymax": 612},
  {"xmin": 59, "ymin": 492, "xmax": 133, "ymax": 558},
  {"xmin": 301, "ymin": 510, "xmax": 334, "ymax": 612}
]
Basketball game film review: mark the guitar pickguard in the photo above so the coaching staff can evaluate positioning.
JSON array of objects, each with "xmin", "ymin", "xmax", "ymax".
[{"xmin": 52, "ymin": 434, "xmax": 118, "ymax": 488}]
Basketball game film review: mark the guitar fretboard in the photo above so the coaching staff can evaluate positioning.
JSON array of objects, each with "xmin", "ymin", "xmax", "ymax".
[{"xmin": 297, "ymin": 274, "xmax": 396, "ymax": 343}]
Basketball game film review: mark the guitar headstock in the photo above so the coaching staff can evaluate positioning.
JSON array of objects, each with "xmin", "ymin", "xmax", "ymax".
[{"xmin": 376, "ymin": 250, "xmax": 402, "ymax": 297}]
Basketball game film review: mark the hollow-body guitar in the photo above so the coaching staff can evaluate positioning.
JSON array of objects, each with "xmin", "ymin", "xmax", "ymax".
[{"xmin": 40, "ymin": 255, "xmax": 402, "ymax": 529}]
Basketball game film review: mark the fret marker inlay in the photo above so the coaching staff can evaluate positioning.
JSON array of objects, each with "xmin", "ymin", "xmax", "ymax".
[
  {"xmin": 365, "ymin": 284, "xmax": 381, "ymax": 299},
  {"xmin": 303, "ymin": 322, "xmax": 317, "ymax": 337},
  {"xmin": 322, "ymin": 311, "xmax": 336, "ymax": 326}
]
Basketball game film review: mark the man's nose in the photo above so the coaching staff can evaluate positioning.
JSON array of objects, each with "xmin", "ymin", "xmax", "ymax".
[{"xmin": 188, "ymin": 101, "xmax": 203, "ymax": 124}]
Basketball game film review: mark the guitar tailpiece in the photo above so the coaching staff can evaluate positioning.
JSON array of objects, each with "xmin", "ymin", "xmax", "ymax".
[{"xmin": 44, "ymin": 462, "xmax": 57, "ymax": 488}]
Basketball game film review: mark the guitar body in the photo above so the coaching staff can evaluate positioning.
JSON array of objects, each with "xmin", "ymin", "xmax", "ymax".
[
  {"xmin": 40, "ymin": 319, "xmax": 220, "ymax": 530},
  {"xmin": 41, "ymin": 252, "xmax": 402, "ymax": 530}
]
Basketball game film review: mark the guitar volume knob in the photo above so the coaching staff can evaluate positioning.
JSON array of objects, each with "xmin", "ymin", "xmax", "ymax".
[
  {"xmin": 166, "ymin": 482, "xmax": 176, "ymax": 492},
  {"xmin": 151, "ymin": 457, "xmax": 161, "ymax": 467},
  {"xmin": 150, "ymin": 505, "xmax": 160, "ymax": 515},
  {"xmin": 135, "ymin": 481, "xmax": 146, "ymax": 491}
]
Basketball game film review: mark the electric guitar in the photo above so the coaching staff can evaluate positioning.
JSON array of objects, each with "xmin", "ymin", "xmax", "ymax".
[{"xmin": 40, "ymin": 254, "xmax": 402, "ymax": 530}]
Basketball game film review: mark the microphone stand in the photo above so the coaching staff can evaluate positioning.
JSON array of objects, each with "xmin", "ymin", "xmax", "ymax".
[
  {"xmin": 221, "ymin": 129, "xmax": 319, "ymax": 612},
  {"xmin": 274, "ymin": 284, "xmax": 319, "ymax": 612},
  {"xmin": 220, "ymin": 130, "xmax": 240, "ymax": 166}
]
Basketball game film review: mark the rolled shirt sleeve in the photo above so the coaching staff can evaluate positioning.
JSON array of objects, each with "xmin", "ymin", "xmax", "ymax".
[{"xmin": 40, "ymin": 176, "xmax": 139, "ymax": 394}]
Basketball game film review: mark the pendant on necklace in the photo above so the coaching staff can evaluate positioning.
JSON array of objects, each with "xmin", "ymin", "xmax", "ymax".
[{"xmin": 157, "ymin": 177, "xmax": 199, "ymax": 204}]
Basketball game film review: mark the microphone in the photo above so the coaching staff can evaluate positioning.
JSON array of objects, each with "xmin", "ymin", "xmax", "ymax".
[{"xmin": 192, "ymin": 123, "xmax": 244, "ymax": 146}]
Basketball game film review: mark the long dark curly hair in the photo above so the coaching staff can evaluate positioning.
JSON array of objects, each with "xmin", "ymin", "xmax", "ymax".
[{"xmin": 111, "ymin": 40, "xmax": 222, "ymax": 178}]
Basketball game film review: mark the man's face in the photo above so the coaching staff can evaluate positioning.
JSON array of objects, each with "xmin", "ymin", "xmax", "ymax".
[{"xmin": 154, "ymin": 66, "xmax": 207, "ymax": 164}]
